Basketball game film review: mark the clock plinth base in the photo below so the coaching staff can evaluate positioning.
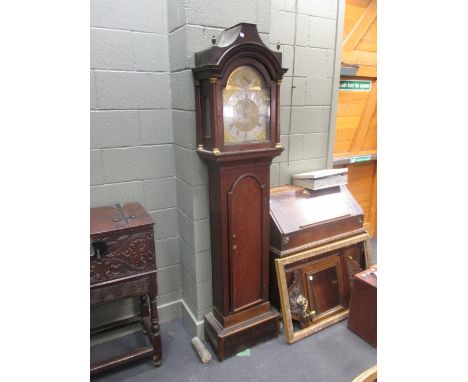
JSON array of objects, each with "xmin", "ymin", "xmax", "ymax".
[{"xmin": 204, "ymin": 309, "xmax": 280, "ymax": 361}]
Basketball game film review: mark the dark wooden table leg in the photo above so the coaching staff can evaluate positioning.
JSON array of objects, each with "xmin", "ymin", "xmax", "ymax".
[
  {"xmin": 148, "ymin": 277, "xmax": 162, "ymax": 366},
  {"xmin": 140, "ymin": 294, "xmax": 149, "ymax": 334}
]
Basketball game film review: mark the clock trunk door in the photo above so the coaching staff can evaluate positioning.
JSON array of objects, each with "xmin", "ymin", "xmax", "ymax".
[{"xmin": 228, "ymin": 175, "xmax": 265, "ymax": 313}]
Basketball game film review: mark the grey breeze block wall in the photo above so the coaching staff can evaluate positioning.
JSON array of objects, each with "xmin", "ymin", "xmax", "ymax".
[
  {"xmin": 90, "ymin": 0, "xmax": 181, "ymax": 327},
  {"xmin": 90, "ymin": 0, "xmax": 344, "ymax": 338}
]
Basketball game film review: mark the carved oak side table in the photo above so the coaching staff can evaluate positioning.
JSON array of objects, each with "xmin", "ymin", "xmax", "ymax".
[{"xmin": 90, "ymin": 202, "xmax": 162, "ymax": 374}]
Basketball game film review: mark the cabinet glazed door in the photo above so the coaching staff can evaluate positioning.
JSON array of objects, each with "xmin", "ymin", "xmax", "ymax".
[
  {"xmin": 302, "ymin": 255, "xmax": 346, "ymax": 321},
  {"xmin": 228, "ymin": 175, "xmax": 265, "ymax": 313}
]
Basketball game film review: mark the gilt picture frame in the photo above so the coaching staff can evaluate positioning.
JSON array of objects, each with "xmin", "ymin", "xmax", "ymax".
[{"xmin": 275, "ymin": 233, "xmax": 372, "ymax": 344}]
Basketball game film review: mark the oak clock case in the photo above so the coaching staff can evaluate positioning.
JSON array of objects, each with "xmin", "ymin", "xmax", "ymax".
[{"xmin": 193, "ymin": 23, "xmax": 287, "ymax": 361}]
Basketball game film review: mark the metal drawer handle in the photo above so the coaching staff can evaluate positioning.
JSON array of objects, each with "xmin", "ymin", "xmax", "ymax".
[{"xmin": 296, "ymin": 295, "xmax": 316, "ymax": 320}]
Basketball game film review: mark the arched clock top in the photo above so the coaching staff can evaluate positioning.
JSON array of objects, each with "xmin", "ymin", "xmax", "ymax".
[
  {"xmin": 193, "ymin": 22, "xmax": 287, "ymax": 159},
  {"xmin": 193, "ymin": 23, "xmax": 287, "ymax": 81}
]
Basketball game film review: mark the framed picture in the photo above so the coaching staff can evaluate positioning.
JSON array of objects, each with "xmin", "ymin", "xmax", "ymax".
[{"xmin": 275, "ymin": 233, "xmax": 371, "ymax": 344}]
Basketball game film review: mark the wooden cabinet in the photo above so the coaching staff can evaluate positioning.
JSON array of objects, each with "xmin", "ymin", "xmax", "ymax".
[
  {"xmin": 348, "ymin": 266, "xmax": 377, "ymax": 347},
  {"xmin": 90, "ymin": 203, "xmax": 162, "ymax": 374},
  {"xmin": 269, "ymin": 185, "xmax": 371, "ymax": 343}
]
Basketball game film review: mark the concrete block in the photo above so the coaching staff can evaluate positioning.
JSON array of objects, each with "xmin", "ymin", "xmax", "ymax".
[
  {"xmin": 259, "ymin": 33, "xmax": 270, "ymax": 46},
  {"xmin": 157, "ymin": 264, "xmax": 182, "ymax": 295},
  {"xmin": 290, "ymin": 106, "xmax": 330, "ymax": 134},
  {"xmin": 197, "ymin": 307, "xmax": 212, "ymax": 321},
  {"xmin": 167, "ymin": 0, "xmax": 185, "ymax": 32},
  {"xmin": 95, "ymin": 71, "xmax": 171, "ymax": 110},
  {"xmin": 281, "ymin": 76, "xmax": 292, "ymax": 106},
  {"xmin": 305, "ymin": 76, "xmax": 333, "ymax": 105},
  {"xmin": 158, "ymin": 296, "xmax": 183, "ymax": 324},
  {"xmin": 168, "ymin": 27, "xmax": 187, "ymax": 71},
  {"xmin": 155, "ymin": 236, "xmax": 180, "ymax": 268},
  {"xmin": 90, "ymin": 28, "xmax": 134, "ymax": 70},
  {"xmin": 184, "ymin": 0, "xmax": 256, "ymax": 28},
  {"xmin": 177, "ymin": 180, "xmax": 209, "ymax": 221},
  {"xmin": 182, "ymin": 269, "xmax": 196, "ymax": 313},
  {"xmin": 283, "ymin": 0, "xmax": 296, "ymax": 12},
  {"xmin": 180, "ymin": 238, "xmax": 196, "ymax": 282},
  {"xmin": 90, "ymin": 181, "xmax": 144, "ymax": 207},
  {"xmin": 157, "ymin": 290, "xmax": 182, "ymax": 306},
  {"xmin": 195, "ymin": 251, "xmax": 211, "ymax": 283},
  {"xmin": 195, "ymin": 279, "xmax": 213, "ymax": 311},
  {"xmin": 102, "ymin": 145, "xmax": 174, "ymax": 183},
  {"xmin": 295, "ymin": 14, "xmax": 309, "ymax": 46},
  {"xmin": 256, "ymin": 0, "xmax": 271, "ymax": 34},
  {"xmin": 280, "ymin": 106, "xmax": 291, "ymax": 135},
  {"xmin": 280, "ymin": 45, "xmax": 294, "ymax": 74},
  {"xmin": 302, "ymin": 132, "xmax": 329, "ymax": 159},
  {"xmin": 294, "ymin": 46, "xmax": 334, "ymax": 78},
  {"xmin": 90, "ymin": 150, "xmax": 105, "ymax": 185},
  {"xmin": 279, "ymin": 157, "xmax": 327, "ymax": 184},
  {"xmin": 143, "ymin": 177, "xmax": 177, "ymax": 211},
  {"xmin": 270, "ymin": 163, "xmax": 280, "ymax": 187},
  {"xmin": 273, "ymin": 135, "xmax": 290, "ymax": 163},
  {"xmin": 170, "ymin": 70, "xmax": 195, "ymax": 111},
  {"xmin": 308, "ymin": 16, "xmax": 337, "ymax": 49},
  {"xmin": 174, "ymin": 146, "xmax": 208, "ymax": 186},
  {"xmin": 133, "ymin": 32, "xmax": 169, "ymax": 72},
  {"xmin": 297, "ymin": 0, "xmax": 338, "ymax": 19},
  {"xmin": 91, "ymin": 71, "xmax": 98, "ymax": 109},
  {"xmin": 173, "ymin": 110, "xmax": 197, "ymax": 150},
  {"xmin": 270, "ymin": 10, "xmax": 296, "ymax": 46},
  {"xmin": 193, "ymin": 185, "xmax": 209, "ymax": 220},
  {"xmin": 194, "ymin": 219, "xmax": 211, "ymax": 252},
  {"xmin": 271, "ymin": 0, "xmax": 285, "ymax": 11},
  {"xmin": 292, "ymin": 77, "xmax": 306, "ymax": 106},
  {"xmin": 289, "ymin": 134, "xmax": 304, "ymax": 161},
  {"xmin": 149, "ymin": 207, "xmax": 178, "ymax": 240},
  {"xmin": 139, "ymin": 109, "xmax": 173, "ymax": 145},
  {"xmin": 178, "ymin": 210, "xmax": 195, "ymax": 248},
  {"xmin": 176, "ymin": 178, "xmax": 194, "ymax": 219},
  {"xmin": 185, "ymin": 25, "xmax": 205, "ymax": 68},
  {"xmin": 90, "ymin": 111, "xmax": 139, "ymax": 149},
  {"xmin": 203, "ymin": 27, "xmax": 223, "ymax": 49},
  {"xmin": 90, "ymin": 0, "xmax": 167, "ymax": 34}
]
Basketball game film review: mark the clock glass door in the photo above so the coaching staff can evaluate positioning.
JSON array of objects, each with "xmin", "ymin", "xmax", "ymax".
[{"xmin": 222, "ymin": 65, "xmax": 270, "ymax": 144}]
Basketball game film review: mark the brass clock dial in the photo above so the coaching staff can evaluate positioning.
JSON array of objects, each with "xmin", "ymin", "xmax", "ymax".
[{"xmin": 222, "ymin": 66, "xmax": 270, "ymax": 143}]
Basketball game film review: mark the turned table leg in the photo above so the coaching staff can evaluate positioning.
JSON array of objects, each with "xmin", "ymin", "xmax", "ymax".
[
  {"xmin": 140, "ymin": 294, "xmax": 150, "ymax": 334},
  {"xmin": 148, "ymin": 274, "xmax": 162, "ymax": 366}
]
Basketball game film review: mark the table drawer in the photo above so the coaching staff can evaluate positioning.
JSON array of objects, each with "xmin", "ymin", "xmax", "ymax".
[{"xmin": 91, "ymin": 226, "xmax": 156, "ymax": 285}]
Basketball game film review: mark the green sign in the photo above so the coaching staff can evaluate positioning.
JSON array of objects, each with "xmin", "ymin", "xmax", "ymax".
[
  {"xmin": 350, "ymin": 155, "xmax": 372, "ymax": 163},
  {"xmin": 339, "ymin": 80, "xmax": 372, "ymax": 91}
]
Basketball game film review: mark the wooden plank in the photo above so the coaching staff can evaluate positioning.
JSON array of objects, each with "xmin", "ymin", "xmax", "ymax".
[
  {"xmin": 356, "ymin": 65, "xmax": 377, "ymax": 77},
  {"xmin": 91, "ymin": 346, "xmax": 154, "ymax": 375},
  {"xmin": 353, "ymin": 365, "xmax": 377, "ymax": 382},
  {"xmin": 342, "ymin": 50, "xmax": 377, "ymax": 66},
  {"xmin": 343, "ymin": 0, "xmax": 377, "ymax": 52},
  {"xmin": 356, "ymin": 19, "xmax": 377, "ymax": 52},
  {"xmin": 350, "ymin": 80, "xmax": 377, "ymax": 153},
  {"xmin": 367, "ymin": 164, "xmax": 377, "ymax": 237}
]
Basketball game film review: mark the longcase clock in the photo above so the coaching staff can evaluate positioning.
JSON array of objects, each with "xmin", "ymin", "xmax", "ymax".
[{"xmin": 193, "ymin": 23, "xmax": 287, "ymax": 360}]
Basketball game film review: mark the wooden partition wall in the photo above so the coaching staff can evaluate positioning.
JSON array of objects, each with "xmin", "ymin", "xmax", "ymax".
[{"xmin": 334, "ymin": 0, "xmax": 377, "ymax": 237}]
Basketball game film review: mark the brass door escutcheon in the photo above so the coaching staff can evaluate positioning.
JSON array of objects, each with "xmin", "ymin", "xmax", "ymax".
[{"xmin": 296, "ymin": 295, "xmax": 316, "ymax": 320}]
